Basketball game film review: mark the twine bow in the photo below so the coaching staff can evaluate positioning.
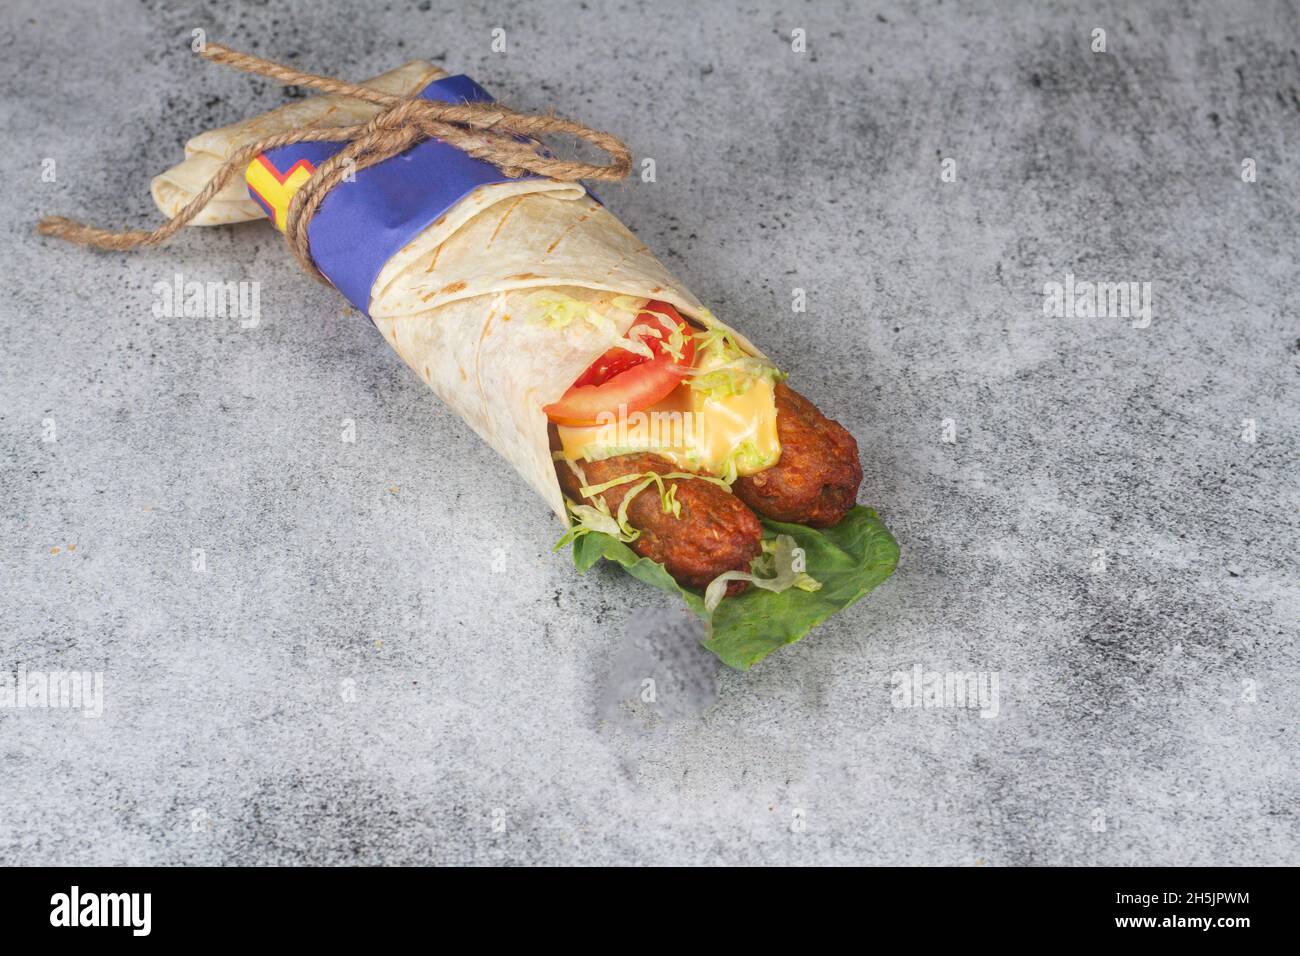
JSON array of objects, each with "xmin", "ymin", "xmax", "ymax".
[{"xmin": 37, "ymin": 43, "xmax": 633, "ymax": 282}]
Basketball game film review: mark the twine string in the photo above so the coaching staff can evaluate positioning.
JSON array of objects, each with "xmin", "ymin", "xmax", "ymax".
[{"xmin": 37, "ymin": 43, "xmax": 633, "ymax": 281}]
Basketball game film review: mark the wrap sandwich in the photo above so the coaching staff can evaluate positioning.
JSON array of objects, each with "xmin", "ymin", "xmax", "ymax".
[{"xmin": 57, "ymin": 50, "xmax": 900, "ymax": 669}]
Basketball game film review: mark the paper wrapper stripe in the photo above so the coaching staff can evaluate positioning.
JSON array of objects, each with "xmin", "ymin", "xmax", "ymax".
[{"xmin": 244, "ymin": 75, "xmax": 562, "ymax": 314}]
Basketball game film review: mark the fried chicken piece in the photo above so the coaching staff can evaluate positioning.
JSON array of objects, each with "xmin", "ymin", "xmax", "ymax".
[
  {"xmin": 733, "ymin": 383, "xmax": 862, "ymax": 528},
  {"xmin": 556, "ymin": 452, "xmax": 762, "ymax": 594}
]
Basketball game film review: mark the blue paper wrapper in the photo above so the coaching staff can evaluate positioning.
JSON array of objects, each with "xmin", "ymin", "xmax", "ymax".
[{"xmin": 245, "ymin": 75, "xmax": 542, "ymax": 315}]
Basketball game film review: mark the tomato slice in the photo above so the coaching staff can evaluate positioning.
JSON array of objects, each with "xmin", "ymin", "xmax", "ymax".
[
  {"xmin": 544, "ymin": 302, "xmax": 695, "ymax": 426},
  {"xmin": 569, "ymin": 340, "xmax": 650, "ymax": 389}
]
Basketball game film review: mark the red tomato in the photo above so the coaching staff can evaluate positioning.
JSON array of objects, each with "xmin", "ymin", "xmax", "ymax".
[{"xmin": 544, "ymin": 302, "xmax": 695, "ymax": 426}]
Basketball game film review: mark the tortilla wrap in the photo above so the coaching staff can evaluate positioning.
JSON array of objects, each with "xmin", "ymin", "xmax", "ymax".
[{"xmin": 155, "ymin": 81, "xmax": 761, "ymax": 520}]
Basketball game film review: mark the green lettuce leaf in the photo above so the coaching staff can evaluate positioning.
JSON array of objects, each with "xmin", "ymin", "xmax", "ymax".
[{"xmin": 570, "ymin": 506, "xmax": 899, "ymax": 670}]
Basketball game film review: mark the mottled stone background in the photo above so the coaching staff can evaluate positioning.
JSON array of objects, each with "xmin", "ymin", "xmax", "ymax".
[{"xmin": 1, "ymin": 0, "xmax": 1296, "ymax": 865}]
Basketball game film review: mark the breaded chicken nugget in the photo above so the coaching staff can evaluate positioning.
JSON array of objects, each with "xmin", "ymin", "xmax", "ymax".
[
  {"xmin": 733, "ymin": 383, "xmax": 862, "ymax": 527},
  {"xmin": 557, "ymin": 453, "xmax": 762, "ymax": 593}
]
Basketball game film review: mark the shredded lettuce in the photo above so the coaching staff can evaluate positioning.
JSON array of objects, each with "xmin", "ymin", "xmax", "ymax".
[
  {"xmin": 717, "ymin": 440, "xmax": 780, "ymax": 485},
  {"xmin": 626, "ymin": 321, "xmax": 661, "ymax": 350},
  {"xmin": 703, "ymin": 534, "xmax": 821, "ymax": 612},
  {"xmin": 526, "ymin": 292, "xmax": 655, "ymax": 360},
  {"xmin": 687, "ymin": 327, "xmax": 785, "ymax": 399},
  {"xmin": 663, "ymin": 322, "xmax": 687, "ymax": 362},
  {"xmin": 552, "ymin": 460, "xmax": 628, "ymax": 550},
  {"xmin": 554, "ymin": 499, "xmax": 628, "ymax": 550},
  {"xmin": 637, "ymin": 308, "xmax": 688, "ymax": 361},
  {"xmin": 692, "ymin": 326, "xmax": 741, "ymax": 356},
  {"xmin": 579, "ymin": 469, "xmax": 730, "ymax": 500},
  {"xmin": 688, "ymin": 357, "xmax": 786, "ymax": 398}
]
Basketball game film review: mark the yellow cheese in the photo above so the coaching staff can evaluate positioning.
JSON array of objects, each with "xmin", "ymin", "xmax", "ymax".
[{"xmin": 556, "ymin": 377, "xmax": 780, "ymax": 480}]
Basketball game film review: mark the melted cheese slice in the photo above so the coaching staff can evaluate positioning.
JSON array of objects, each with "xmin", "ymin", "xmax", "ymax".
[{"xmin": 556, "ymin": 377, "xmax": 781, "ymax": 479}]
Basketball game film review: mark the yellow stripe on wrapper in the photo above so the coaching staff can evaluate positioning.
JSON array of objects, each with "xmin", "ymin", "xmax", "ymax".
[{"xmin": 245, "ymin": 155, "xmax": 316, "ymax": 232}]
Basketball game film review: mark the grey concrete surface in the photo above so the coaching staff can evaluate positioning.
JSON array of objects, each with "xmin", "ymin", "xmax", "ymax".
[{"xmin": 2, "ymin": 0, "xmax": 1297, "ymax": 866}]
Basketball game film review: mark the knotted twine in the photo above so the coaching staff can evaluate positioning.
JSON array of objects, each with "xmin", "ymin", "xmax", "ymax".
[{"xmin": 37, "ymin": 43, "xmax": 634, "ymax": 283}]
